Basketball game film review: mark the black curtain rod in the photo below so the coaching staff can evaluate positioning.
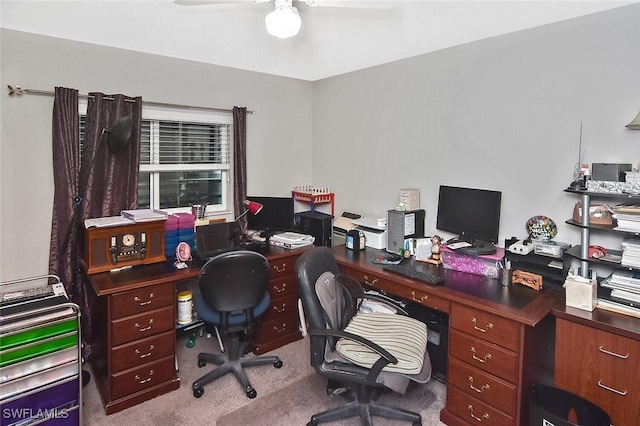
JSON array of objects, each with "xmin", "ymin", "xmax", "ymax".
[{"xmin": 6, "ymin": 85, "xmax": 252, "ymax": 114}]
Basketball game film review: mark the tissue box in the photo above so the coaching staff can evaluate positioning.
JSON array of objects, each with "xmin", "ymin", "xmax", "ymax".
[
  {"xmin": 441, "ymin": 246, "xmax": 504, "ymax": 278},
  {"xmin": 565, "ymin": 274, "xmax": 597, "ymax": 311}
]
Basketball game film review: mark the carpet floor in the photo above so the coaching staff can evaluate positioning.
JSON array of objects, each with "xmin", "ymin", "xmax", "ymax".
[{"xmin": 82, "ymin": 334, "xmax": 446, "ymax": 425}]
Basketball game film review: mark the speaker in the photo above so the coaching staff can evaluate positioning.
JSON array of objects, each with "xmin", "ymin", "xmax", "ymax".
[
  {"xmin": 294, "ymin": 211, "xmax": 333, "ymax": 247},
  {"xmin": 386, "ymin": 209, "xmax": 425, "ymax": 253}
]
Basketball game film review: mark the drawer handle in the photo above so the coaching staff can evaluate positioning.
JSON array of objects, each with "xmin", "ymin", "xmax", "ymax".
[
  {"xmin": 468, "ymin": 404, "xmax": 489, "ymax": 422},
  {"xmin": 134, "ymin": 370, "xmax": 154, "ymax": 384},
  {"xmin": 135, "ymin": 318, "xmax": 154, "ymax": 332},
  {"xmin": 274, "ymin": 283, "xmax": 287, "ymax": 293},
  {"xmin": 273, "ymin": 323, "xmax": 287, "ymax": 333},
  {"xmin": 273, "ymin": 303, "xmax": 286, "ymax": 313},
  {"xmin": 273, "ymin": 263, "xmax": 287, "ymax": 273},
  {"xmin": 598, "ymin": 345, "xmax": 629, "ymax": 359},
  {"xmin": 410, "ymin": 291, "xmax": 428, "ymax": 303},
  {"xmin": 470, "ymin": 346, "xmax": 492, "ymax": 363},
  {"xmin": 468, "ymin": 376, "xmax": 490, "ymax": 393},
  {"xmin": 597, "ymin": 380, "xmax": 628, "ymax": 396},
  {"xmin": 363, "ymin": 275, "xmax": 378, "ymax": 286},
  {"xmin": 135, "ymin": 344, "xmax": 154, "ymax": 359},
  {"xmin": 134, "ymin": 293, "xmax": 154, "ymax": 306},
  {"xmin": 471, "ymin": 317, "xmax": 493, "ymax": 333}
]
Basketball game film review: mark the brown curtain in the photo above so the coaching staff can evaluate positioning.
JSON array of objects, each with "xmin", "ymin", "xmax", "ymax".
[
  {"xmin": 49, "ymin": 89, "xmax": 142, "ymax": 359},
  {"xmin": 233, "ymin": 106, "xmax": 248, "ymax": 236}
]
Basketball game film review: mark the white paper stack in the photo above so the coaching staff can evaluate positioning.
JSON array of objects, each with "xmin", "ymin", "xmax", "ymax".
[
  {"xmin": 269, "ymin": 232, "xmax": 315, "ymax": 249},
  {"xmin": 613, "ymin": 204, "xmax": 640, "ymax": 232},
  {"xmin": 621, "ymin": 237, "xmax": 640, "ymax": 268}
]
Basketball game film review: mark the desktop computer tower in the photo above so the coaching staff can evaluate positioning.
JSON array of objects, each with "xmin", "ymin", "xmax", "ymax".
[
  {"xmin": 294, "ymin": 211, "xmax": 333, "ymax": 247},
  {"xmin": 387, "ymin": 209, "xmax": 425, "ymax": 253}
]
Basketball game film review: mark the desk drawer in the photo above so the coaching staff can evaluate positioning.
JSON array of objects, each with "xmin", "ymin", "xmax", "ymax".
[
  {"xmin": 269, "ymin": 255, "xmax": 297, "ymax": 279},
  {"xmin": 110, "ymin": 283, "xmax": 174, "ymax": 319},
  {"xmin": 110, "ymin": 306, "xmax": 175, "ymax": 346},
  {"xmin": 255, "ymin": 312, "xmax": 300, "ymax": 343},
  {"xmin": 110, "ymin": 330, "xmax": 175, "ymax": 373},
  {"xmin": 267, "ymin": 274, "xmax": 298, "ymax": 299},
  {"xmin": 451, "ymin": 304, "xmax": 519, "ymax": 352},
  {"xmin": 110, "ymin": 355, "xmax": 175, "ymax": 400},
  {"xmin": 450, "ymin": 329, "xmax": 518, "ymax": 383},
  {"xmin": 350, "ymin": 269, "xmax": 393, "ymax": 291},
  {"xmin": 392, "ymin": 286, "xmax": 450, "ymax": 314},
  {"xmin": 260, "ymin": 292, "xmax": 299, "ymax": 324},
  {"xmin": 448, "ymin": 357, "xmax": 516, "ymax": 415},
  {"xmin": 447, "ymin": 384, "xmax": 514, "ymax": 426},
  {"xmin": 556, "ymin": 319, "xmax": 640, "ymax": 417}
]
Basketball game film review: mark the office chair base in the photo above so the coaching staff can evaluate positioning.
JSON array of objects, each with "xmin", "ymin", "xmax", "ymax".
[
  {"xmin": 308, "ymin": 384, "xmax": 421, "ymax": 426},
  {"xmin": 192, "ymin": 338, "xmax": 282, "ymax": 399}
]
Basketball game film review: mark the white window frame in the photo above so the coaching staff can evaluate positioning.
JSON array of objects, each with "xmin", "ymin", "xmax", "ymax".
[{"xmin": 79, "ymin": 100, "xmax": 234, "ymax": 217}]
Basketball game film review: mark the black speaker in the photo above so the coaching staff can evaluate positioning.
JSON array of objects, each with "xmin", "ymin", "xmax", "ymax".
[{"xmin": 294, "ymin": 211, "xmax": 333, "ymax": 247}]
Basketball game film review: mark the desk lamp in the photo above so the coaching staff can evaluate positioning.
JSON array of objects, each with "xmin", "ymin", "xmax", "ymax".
[{"xmin": 234, "ymin": 200, "xmax": 264, "ymax": 245}]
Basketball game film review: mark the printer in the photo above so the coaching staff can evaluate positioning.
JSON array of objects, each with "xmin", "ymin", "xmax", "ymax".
[{"xmin": 352, "ymin": 217, "xmax": 387, "ymax": 250}]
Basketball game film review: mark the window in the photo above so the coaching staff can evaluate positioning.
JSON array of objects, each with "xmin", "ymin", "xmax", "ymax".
[{"xmin": 80, "ymin": 104, "xmax": 233, "ymax": 215}]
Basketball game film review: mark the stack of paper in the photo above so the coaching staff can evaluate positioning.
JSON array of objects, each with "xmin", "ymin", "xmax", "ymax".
[
  {"xmin": 269, "ymin": 232, "xmax": 315, "ymax": 249},
  {"xmin": 621, "ymin": 237, "xmax": 640, "ymax": 268},
  {"xmin": 599, "ymin": 269, "xmax": 640, "ymax": 317},
  {"xmin": 121, "ymin": 209, "xmax": 168, "ymax": 222},
  {"xmin": 613, "ymin": 204, "xmax": 640, "ymax": 232}
]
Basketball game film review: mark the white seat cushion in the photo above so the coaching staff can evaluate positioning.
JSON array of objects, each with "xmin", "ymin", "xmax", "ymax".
[{"xmin": 336, "ymin": 312, "xmax": 427, "ymax": 375}]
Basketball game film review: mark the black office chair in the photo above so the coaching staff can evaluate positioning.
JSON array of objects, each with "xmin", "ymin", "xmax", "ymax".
[
  {"xmin": 296, "ymin": 247, "xmax": 429, "ymax": 426},
  {"xmin": 191, "ymin": 250, "xmax": 282, "ymax": 399}
]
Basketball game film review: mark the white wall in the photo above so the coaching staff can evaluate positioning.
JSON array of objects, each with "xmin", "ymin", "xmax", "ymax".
[
  {"xmin": 1, "ymin": 4, "xmax": 639, "ymax": 281},
  {"xmin": 312, "ymin": 4, "xmax": 640, "ymax": 246},
  {"xmin": 0, "ymin": 30, "xmax": 313, "ymax": 281}
]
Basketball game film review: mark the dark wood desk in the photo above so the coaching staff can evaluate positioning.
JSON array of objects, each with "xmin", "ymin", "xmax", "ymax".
[
  {"xmin": 332, "ymin": 246, "xmax": 562, "ymax": 426},
  {"xmin": 86, "ymin": 245, "xmax": 311, "ymax": 415},
  {"xmin": 552, "ymin": 303, "xmax": 640, "ymax": 425}
]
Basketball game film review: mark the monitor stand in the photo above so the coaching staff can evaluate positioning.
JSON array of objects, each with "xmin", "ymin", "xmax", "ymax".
[
  {"xmin": 451, "ymin": 235, "xmax": 497, "ymax": 256},
  {"xmin": 457, "ymin": 241, "xmax": 497, "ymax": 256}
]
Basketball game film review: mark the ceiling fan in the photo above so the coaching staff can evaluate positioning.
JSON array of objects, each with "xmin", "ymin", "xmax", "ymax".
[{"xmin": 174, "ymin": 0, "xmax": 393, "ymax": 39}]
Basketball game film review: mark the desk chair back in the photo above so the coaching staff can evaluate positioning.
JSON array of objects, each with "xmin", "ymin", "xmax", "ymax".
[{"xmin": 199, "ymin": 250, "xmax": 269, "ymax": 330}]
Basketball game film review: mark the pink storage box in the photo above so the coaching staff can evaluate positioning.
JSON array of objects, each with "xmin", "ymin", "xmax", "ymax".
[
  {"xmin": 440, "ymin": 246, "xmax": 505, "ymax": 278},
  {"xmin": 175, "ymin": 213, "xmax": 195, "ymax": 229}
]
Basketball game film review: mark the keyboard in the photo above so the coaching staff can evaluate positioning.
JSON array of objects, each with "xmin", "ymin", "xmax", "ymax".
[{"xmin": 383, "ymin": 263, "xmax": 444, "ymax": 285}]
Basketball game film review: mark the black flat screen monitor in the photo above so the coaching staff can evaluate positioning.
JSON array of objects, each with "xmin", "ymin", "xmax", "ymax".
[
  {"xmin": 436, "ymin": 185, "xmax": 502, "ymax": 252},
  {"xmin": 246, "ymin": 196, "xmax": 295, "ymax": 233}
]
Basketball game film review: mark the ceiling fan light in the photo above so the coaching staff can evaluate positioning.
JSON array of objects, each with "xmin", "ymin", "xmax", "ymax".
[{"xmin": 265, "ymin": 4, "xmax": 301, "ymax": 39}]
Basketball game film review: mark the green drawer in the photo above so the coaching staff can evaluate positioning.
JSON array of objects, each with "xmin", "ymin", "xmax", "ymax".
[
  {"xmin": 0, "ymin": 317, "xmax": 78, "ymax": 351},
  {"xmin": 0, "ymin": 332, "xmax": 78, "ymax": 367}
]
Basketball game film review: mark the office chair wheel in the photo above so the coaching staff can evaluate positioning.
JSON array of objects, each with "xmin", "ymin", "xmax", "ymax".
[
  {"xmin": 245, "ymin": 386, "xmax": 257, "ymax": 398},
  {"xmin": 274, "ymin": 360, "xmax": 283, "ymax": 368},
  {"xmin": 197, "ymin": 359, "xmax": 206, "ymax": 368},
  {"xmin": 193, "ymin": 386, "xmax": 204, "ymax": 398}
]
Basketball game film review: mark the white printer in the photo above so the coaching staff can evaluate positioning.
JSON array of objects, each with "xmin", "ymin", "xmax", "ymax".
[{"xmin": 352, "ymin": 217, "xmax": 387, "ymax": 249}]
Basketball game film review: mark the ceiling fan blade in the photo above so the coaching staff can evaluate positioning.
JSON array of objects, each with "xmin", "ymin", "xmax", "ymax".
[
  {"xmin": 302, "ymin": 0, "xmax": 393, "ymax": 9},
  {"xmin": 174, "ymin": 0, "xmax": 270, "ymax": 6}
]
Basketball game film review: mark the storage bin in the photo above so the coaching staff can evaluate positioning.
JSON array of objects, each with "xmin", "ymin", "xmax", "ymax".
[
  {"xmin": 528, "ymin": 384, "xmax": 610, "ymax": 426},
  {"xmin": 440, "ymin": 246, "xmax": 504, "ymax": 278}
]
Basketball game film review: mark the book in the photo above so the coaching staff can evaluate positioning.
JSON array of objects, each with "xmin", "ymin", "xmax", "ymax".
[{"xmin": 597, "ymin": 298, "xmax": 640, "ymax": 318}]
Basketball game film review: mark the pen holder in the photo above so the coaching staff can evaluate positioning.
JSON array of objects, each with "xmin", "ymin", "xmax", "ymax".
[{"xmin": 500, "ymin": 267, "xmax": 511, "ymax": 287}]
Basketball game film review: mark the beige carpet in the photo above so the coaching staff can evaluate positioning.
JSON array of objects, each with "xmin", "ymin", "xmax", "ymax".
[
  {"xmin": 82, "ymin": 334, "xmax": 446, "ymax": 425},
  {"xmin": 218, "ymin": 372, "xmax": 437, "ymax": 426}
]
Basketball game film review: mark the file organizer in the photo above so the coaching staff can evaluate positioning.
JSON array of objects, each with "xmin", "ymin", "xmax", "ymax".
[{"xmin": 0, "ymin": 280, "xmax": 82, "ymax": 426}]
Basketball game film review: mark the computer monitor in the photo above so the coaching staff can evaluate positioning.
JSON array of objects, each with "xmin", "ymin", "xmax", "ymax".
[
  {"xmin": 246, "ymin": 196, "xmax": 295, "ymax": 233},
  {"xmin": 436, "ymin": 185, "xmax": 502, "ymax": 254}
]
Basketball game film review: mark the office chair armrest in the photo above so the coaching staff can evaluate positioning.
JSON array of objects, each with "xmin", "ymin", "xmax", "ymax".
[{"xmin": 309, "ymin": 328, "xmax": 397, "ymax": 384}]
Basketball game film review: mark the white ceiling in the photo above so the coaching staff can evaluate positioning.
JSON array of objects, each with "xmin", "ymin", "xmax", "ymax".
[{"xmin": 1, "ymin": 0, "xmax": 638, "ymax": 81}]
